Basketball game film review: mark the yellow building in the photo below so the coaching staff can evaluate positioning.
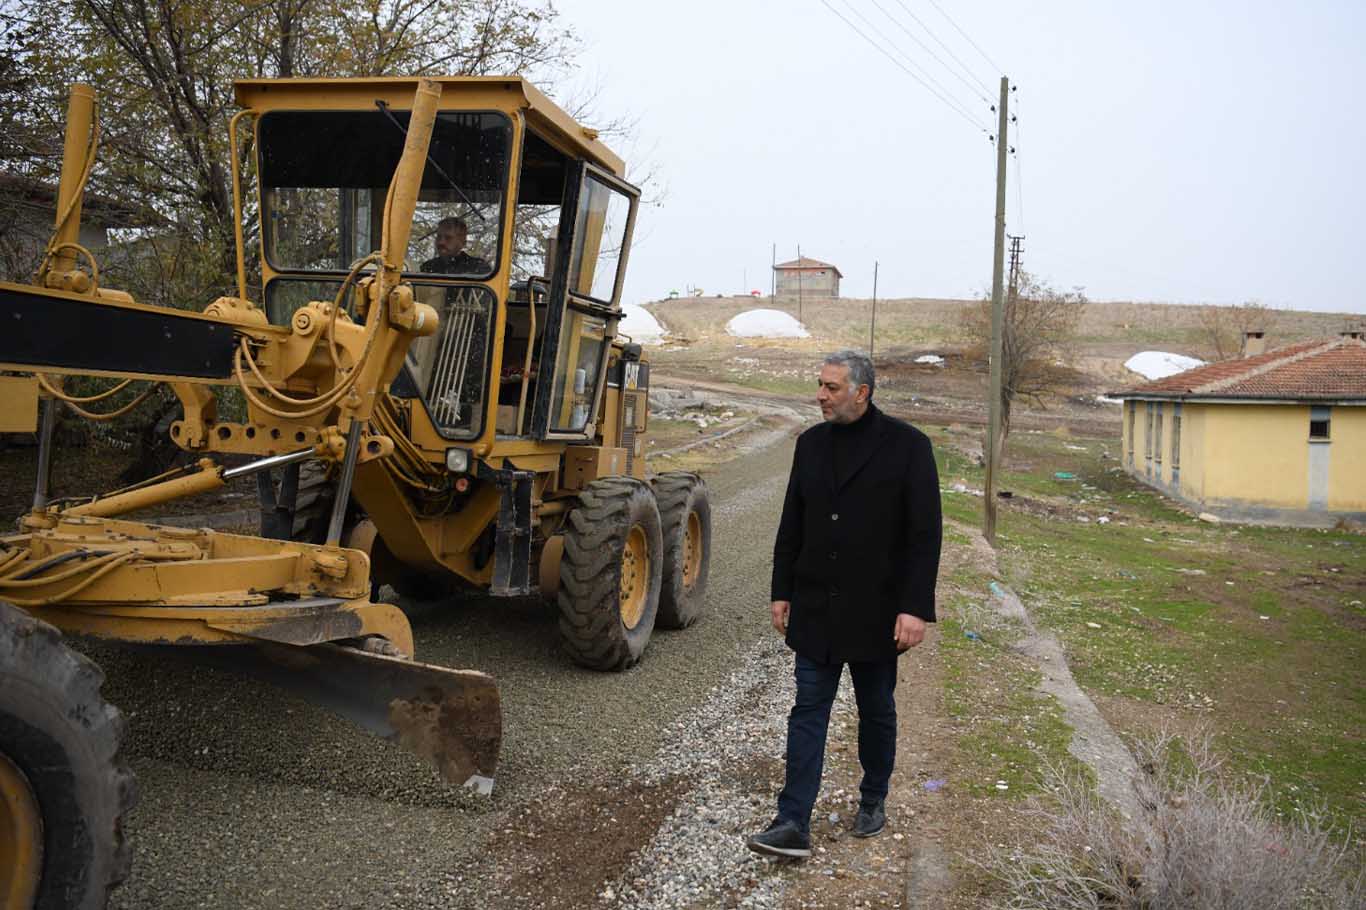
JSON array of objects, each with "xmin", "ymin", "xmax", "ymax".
[{"xmin": 1116, "ymin": 334, "xmax": 1366, "ymax": 526}]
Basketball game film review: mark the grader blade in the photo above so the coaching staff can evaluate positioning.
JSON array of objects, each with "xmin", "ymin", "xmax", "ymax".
[{"xmin": 195, "ymin": 641, "xmax": 501, "ymax": 794}]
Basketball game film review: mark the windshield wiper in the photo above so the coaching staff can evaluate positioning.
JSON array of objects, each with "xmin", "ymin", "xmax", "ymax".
[{"xmin": 375, "ymin": 99, "xmax": 486, "ymax": 223}]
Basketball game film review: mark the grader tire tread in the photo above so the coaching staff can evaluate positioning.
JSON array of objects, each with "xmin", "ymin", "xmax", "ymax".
[
  {"xmin": 257, "ymin": 459, "xmax": 335, "ymax": 544},
  {"xmin": 557, "ymin": 479, "xmax": 662, "ymax": 671},
  {"xmin": 0, "ymin": 600, "xmax": 136, "ymax": 910},
  {"xmin": 291, "ymin": 460, "xmax": 336, "ymax": 544},
  {"xmin": 654, "ymin": 472, "xmax": 711, "ymax": 630}
]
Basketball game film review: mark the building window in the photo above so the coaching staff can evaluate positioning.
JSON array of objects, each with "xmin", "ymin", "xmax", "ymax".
[
  {"xmin": 1144, "ymin": 402, "xmax": 1154, "ymax": 474},
  {"xmin": 1126, "ymin": 402, "xmax": 1135, "ymax": 465},
  {"xmin": 1310, "ymin": 405, "xmax": 1331, "ymax": 440},
  {"xmin": 1171, "ymin": 404, "xmax": 1182, "ymax": 481},
  {"xmin": 1154, "ymin": 405, "xmax": 1164, "ymax": 467}
]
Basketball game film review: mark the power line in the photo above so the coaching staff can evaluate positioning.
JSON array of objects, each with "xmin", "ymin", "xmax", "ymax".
[
  {"xmin": 850, "ymin": 0, "xmax": 987, "ymax": 113},
  {"xmin": 923, "ymin": 0, "xmax": 1003, "ymax": 75},
  {"xmin": 821, "ymin": 0, "xmax": 989, "ymax": 133},
  {"xmin": 889, "ymin": 0, "xmax": 995, "ymax": 98},
  {"xmin": 865, "ymin": 0, "xmax": 994, "ymax": 106}
]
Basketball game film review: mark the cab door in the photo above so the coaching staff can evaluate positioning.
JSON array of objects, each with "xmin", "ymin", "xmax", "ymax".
[{"xmin": 531, "ymin": 162, "xmax": 640, "ymax": 440}]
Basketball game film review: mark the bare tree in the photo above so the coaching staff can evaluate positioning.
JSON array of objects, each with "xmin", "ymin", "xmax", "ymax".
[
  {"xmin": 1195, "ymin": 300, "xmax": 1276, "ymax": 361},
  {"xmin": 966, "ymin": 270, "xmax": 1087, "ymax": 442},
  {"xmin": 0, "ymin": 0, "xmax": 581, "ymax": 304}
]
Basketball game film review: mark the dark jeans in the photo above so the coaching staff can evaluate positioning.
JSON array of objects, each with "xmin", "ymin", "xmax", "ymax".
[{"xmin": 777, "ymin": 653, "xmax": 898, "ymax": 833}]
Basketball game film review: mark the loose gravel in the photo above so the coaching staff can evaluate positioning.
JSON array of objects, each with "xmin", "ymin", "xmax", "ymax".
[{"xmin": 72, "ymin": 410, "xmax": 809, "ymax": 909}]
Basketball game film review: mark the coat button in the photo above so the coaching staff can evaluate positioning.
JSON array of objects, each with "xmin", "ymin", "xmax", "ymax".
[
  {"xmin": 831, "ymin": 513, "xmax": 839, "ymax": 521},
  {"xmin": 829, "ymin": 586, "xmax": 841, "ymax": 597},
  {"xmin": 829, "ymin": 550, "xmax": 837, "ymax": 560}
]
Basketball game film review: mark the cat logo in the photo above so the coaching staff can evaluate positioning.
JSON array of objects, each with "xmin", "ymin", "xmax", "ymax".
[{"xmin": 623, "ymin": 362, "xmax": 641, "ymax": 390}]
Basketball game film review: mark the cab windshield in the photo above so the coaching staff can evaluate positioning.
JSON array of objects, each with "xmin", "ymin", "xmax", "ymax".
[{"xmin": 257, "ymin": 109, "xmax": 510, "ymax": 280}]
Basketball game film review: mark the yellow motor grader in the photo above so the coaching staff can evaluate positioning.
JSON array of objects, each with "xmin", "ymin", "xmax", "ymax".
[{"xmin": 0, "ymin": 77, "xmax": 710, "ymax": 909}]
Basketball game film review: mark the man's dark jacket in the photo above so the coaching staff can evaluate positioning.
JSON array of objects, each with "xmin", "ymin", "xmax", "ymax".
[{"xmin": 770, "ymin": 403, "xmax": 942, "ymax": 663}]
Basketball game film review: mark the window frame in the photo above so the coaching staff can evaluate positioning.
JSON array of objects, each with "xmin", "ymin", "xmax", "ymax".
[
  {"xmin": 530, "ymin": 161, "xmax": 640, "ymax": 442},
  {"xmin": 255, "ymin": 107, "xmax": 514, "ymax": 301},
  {"xmin": 1144, "ymin": 401, "xmax": 1154, "ymax": 475},
  {"xmin": 1309, "ymin": 405, "xmax": 1331, "ymax": 441},
  {"xmin": 1154, "ymin": 404, "xmax": 1164, "ymax": 467},
  {"xmin": 1171, "ymin": 403, "xmax": 1182, "ymax": 481}
]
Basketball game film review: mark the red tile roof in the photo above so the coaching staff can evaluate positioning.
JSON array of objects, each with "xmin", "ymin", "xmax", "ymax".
[
  {"xmin": 1116, "ymin": 336, "xmax": 1366, "ymax": 401},
  {"xmin": 774, "ymin": 256, "xmax": 843, "ymax": 277}
]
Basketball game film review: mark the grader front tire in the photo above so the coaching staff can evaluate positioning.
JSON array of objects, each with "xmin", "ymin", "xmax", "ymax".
[
  {"xmin": 0, "ymin": 601, "xmax": 136, "ymax": 910},
  {"xmin": 557, "ymin": 479, "xmax": 664, "ymax": 670},
  {"xmin": 654, "ymin": 472, "xmax": 711, "ymax": 630},
  {"xmin": 259, "ymin": 460, "xmax": 336, "ymax": 544}
]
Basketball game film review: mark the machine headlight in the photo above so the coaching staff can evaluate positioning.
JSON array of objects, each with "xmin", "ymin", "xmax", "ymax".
[{"xmin": 445, "ymin": 448, "xmax": 470, "ymax": 474}]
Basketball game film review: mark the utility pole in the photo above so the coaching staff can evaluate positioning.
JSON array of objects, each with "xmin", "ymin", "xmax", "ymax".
[
  {"xmin": 983, "ymin": 76, "xmax": 1009, "ymax": 546},
  {"xmin": 771, "ymin": 243, "xmax": 776, "ymax": 299},
  {"xmin": 870, "ymin": 261, "xmax": 879, "ymax": 358},
  {"xmin": 796, "ymin": 243, "xmax": 804, "ymax": 324},
  {"xmin": 1007, "ymin": 235, "xmax": 1024, "ymax": 302}
]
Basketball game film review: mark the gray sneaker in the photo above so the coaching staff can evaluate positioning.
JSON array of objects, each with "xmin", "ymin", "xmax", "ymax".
[
  {"xmin": 852, "ymin": 801, "xmax": 886, "ymax": 838},
  {"xmin": 745, "ymin": 818, "xmax": 812, "ymax": 859}
]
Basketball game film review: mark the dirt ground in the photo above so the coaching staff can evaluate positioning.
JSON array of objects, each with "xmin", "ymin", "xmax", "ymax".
[{"xmin": 3, "ymin": 293, "xmax": 1360, "ymax": 908}]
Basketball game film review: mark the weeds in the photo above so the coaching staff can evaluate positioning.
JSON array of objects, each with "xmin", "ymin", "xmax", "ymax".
[{"xmin": 986, "ymin": 730, "xmax": 1364, "ymax": 909}]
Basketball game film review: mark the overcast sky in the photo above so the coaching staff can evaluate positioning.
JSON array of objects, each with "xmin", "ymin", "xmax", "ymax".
[{"xmin": 551, "ymin": 0, "xmax": 1365, "ymax": 315}]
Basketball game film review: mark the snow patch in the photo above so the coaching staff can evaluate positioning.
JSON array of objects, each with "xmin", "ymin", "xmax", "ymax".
[
  {"xmin": 914, "ymin": 354, "xmax": 945, "ymax": 366},
  {"xmin": 725, "ymin": 308, "xmax": 810, "ymax": 339},
  {"xmin": 620, "ymin": 303, "xmax": 666, "ymax": 345},
  {"xmin": 1124, "ymin": 350, "xmax": 1204, "ymax": 380}
]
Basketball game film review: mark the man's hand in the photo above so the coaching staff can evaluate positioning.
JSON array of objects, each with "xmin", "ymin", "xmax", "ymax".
[
  {"xmin": 893, "ymin": 613, "xmax": 927, "ymax": 651},
  {"xmin": 770, "ymin": 600, "xmax": 791, "ymax": 635}
]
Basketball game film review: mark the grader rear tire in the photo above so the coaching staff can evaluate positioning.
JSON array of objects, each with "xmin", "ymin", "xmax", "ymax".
[
  {"xmin": 557, "ymin": 478, "xmax": 663, "ymax": 670},
  {"xmin": 0, "ymin": 601, "xmax": 136, "ymax": 910},
  {"xmin": 654, "ymin": 472, "xmax": 711, "ymax": 630}
]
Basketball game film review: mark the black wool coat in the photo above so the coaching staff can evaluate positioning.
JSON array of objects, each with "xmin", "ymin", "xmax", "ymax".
[{"xmin": 770, "ymin": 404, "xmax": 943, "ymax": 663}]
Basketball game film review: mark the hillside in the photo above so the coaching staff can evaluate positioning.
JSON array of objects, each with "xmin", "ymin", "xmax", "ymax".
[{"xmin": 640, "ymin": 294, "xmax": 1364, "ymax": 434}]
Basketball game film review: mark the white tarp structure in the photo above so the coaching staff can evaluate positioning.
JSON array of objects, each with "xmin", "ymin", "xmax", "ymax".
[
  {"xmin": 725, "ymin": 308, "xmax": 810, "ymax": 339},
  {"xmin": 1124, "ymin": 350, "xmax": 1205, "ymax": 380},
  {"xmin": 620, "ymin": 303, "xmax": 666, "ymax": 345}
]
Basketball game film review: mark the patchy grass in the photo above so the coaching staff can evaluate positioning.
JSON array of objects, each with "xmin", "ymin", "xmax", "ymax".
[
  {"xmin": 943, "ymin": 428, "xmax": 1366, "ymax": 829},
  {"xmin": 940, "ymin": 623, "xmax": 1079, "ymax": 799}
]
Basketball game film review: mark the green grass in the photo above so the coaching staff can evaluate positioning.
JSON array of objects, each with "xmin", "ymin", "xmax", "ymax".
[
  {"xmin": 938, "ymin": 569, "xmax": 1083, "ymax": 799},
  {"xmin": 970, "ymin": 434, "xmax": 1366, "ymax": 825},
  {"xmin": 924, "ymin": 422, "xmax": 1364, "ymax": 826}
]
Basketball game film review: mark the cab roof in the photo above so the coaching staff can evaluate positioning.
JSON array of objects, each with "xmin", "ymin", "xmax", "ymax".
[{"xmin": 233, "ymin": 75, "xmax": 624, "ymax": 176}]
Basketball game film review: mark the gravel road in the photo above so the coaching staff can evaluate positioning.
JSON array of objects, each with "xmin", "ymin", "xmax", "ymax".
[{"xmin": 78, "ymin": 417, "xmax": 809, "ymax": 909}]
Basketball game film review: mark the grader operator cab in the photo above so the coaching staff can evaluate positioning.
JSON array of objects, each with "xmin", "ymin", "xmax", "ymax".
[{"xmin": 0, "ymin": 77, "xmax": 710, "ymax": 909}]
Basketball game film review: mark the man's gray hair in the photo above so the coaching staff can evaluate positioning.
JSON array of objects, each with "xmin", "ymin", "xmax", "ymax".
[{"xmin": 824, "ymin": 349, "xmax": 875, "ymax": 398}]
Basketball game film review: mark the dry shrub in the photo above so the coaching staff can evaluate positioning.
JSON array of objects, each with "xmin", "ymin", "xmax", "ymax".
[{"xmin": 986, "ymin": 730, "xmax": 1363, "ymax": 909}]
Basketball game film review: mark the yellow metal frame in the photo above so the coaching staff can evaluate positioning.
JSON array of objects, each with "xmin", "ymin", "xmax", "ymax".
[{"xmin": 0, "ymin": 75, "xmax": 651, "ymax": 650}]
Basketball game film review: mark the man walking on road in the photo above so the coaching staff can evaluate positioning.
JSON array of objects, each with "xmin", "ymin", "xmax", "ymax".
[{"xmin": 747, "ymin": 350, "xmax": 942, "ymax": 859}]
